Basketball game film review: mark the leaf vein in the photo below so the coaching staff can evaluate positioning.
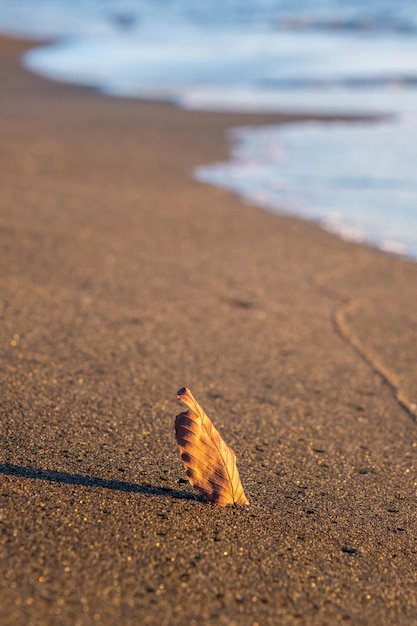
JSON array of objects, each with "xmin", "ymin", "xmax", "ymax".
[{"xmin": 182, "ymin": 449, "xmax": 232, "ymax": 484}]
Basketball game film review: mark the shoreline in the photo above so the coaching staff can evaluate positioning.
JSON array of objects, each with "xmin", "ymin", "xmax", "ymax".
[
  {"xmin": 17, "ymin": 31, "xmax": 417, "ymax": 262},
  {"xmin": 13, "ymin": 37, "xmax": 410, "ymax": 262},
  {"xmin": 1, "ymin": 33, "xmax": 416, "ymax": 626},
  {"xmin": 194, "ymin": 117, "xmax": 417, "ymax": 265},
  {"xmin": 8, "ymin": 28, "xmax": 414, "ymax": 264}
]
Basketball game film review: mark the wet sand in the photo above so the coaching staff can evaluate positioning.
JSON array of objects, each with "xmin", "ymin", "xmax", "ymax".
[{"xmin": 0, "ymin": 35, "xmax": 416, "ymax": 626}]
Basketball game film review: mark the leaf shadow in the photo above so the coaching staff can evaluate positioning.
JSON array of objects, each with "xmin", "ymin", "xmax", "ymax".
[{"xmin": 0, "ymin": 463, "xmax": 204, "ymax": 502}]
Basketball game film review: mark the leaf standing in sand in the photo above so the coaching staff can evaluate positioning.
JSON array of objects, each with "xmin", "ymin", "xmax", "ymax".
[{"xmin": 175, "ymin": 387, "xmax": 249, "ymax": 506}]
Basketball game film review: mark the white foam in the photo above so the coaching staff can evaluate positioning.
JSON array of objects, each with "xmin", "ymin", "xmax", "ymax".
[
  {"xmin": 195, "ymin": 118, "xmax": 417, "ymax": 260},
  {"xmin": 21, "ymin": 28, "xmax": 417, "ymax": 118}
]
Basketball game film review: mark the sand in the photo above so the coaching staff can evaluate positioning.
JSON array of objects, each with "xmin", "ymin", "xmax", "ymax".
[{"xmin": 0, "ymin": 35, "xmax": 416, "ymax": 626}]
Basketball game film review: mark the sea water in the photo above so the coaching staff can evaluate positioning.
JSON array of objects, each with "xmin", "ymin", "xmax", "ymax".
[{"xmin": 1, "ymin": 0, "xmax": 417, "ymax": 258}]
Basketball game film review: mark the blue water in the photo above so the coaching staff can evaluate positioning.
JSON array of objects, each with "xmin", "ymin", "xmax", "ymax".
[{"xmin": 1, "ymin": 0, "xmax": 417, "ymax": 258}]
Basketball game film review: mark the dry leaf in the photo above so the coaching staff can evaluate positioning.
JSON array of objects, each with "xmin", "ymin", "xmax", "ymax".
[{"xmin": 175, "ymin": 387, "xmax": 249, "ymax": 506}]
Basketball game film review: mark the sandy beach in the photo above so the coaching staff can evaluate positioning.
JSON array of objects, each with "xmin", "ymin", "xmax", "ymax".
[{"xmin": 0, "ymin": 35, "xmax": 416, "ymax": 625}]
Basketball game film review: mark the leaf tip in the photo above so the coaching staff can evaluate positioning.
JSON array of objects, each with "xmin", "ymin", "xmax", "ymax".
[
  {"xmin": 177, "ymin": 387, "xmax": 199, "ymax": 414},
  {"xmin": 177, "ymin": 387, "xmax": 187, "ymax": 398}
]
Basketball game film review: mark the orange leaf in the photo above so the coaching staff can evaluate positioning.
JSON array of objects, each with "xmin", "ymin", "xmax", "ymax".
[{"xmin": 175, "ymin": 387, "xmax": 249, "ymax": 506}]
